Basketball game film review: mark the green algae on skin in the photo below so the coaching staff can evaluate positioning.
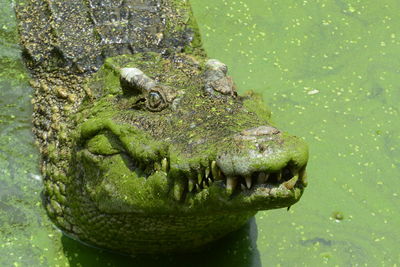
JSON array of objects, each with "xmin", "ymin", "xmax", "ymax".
[
  {"xmin": 57, "ymin": 51, "xmax": 308, "ymax": 253},
  {"xmin": 2, "ymin": 0, "xmax": 400, "ymax": 265},
  {"xmin": 15, "ymin": 0, "xmax": 309, "ymax": 255}
]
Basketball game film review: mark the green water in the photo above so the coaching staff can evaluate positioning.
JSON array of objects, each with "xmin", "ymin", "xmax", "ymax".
[{"xmin": 1, "ymin": 0, "xmax": 399, "ymax": 266}]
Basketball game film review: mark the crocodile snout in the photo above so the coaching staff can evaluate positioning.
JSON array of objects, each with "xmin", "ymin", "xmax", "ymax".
[{"xmin": 214, "ymin": 125, "xmax": 309, "ymax": 195}]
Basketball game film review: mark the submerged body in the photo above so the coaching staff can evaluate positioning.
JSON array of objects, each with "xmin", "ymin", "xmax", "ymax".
[{"xmin": 16, "ymin": 0, "xmax": 308, "ymax": 254}]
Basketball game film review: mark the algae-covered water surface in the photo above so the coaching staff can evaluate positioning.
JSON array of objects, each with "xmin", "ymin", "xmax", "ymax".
[{"xmin": 1, "ymin": 0, "xmax": 399, "ymax": 266}]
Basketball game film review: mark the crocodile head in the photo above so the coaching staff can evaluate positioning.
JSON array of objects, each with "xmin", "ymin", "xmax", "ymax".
[{"xmin": 68, "ymin": 52, "xmax": 308, "ymax": 253}]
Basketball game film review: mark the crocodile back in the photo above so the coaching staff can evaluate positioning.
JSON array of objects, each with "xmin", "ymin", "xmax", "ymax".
[
  {"xmin": 16, "ymin": 0, "xmax": 196, "ymax": 74},
  {"xmin": 14, "ymin": 0, "xmax": 202, "ymax": 152}
]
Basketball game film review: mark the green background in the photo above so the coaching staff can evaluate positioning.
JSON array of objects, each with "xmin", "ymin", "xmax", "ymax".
[{"xmin": 1, "ymin": 0, "xmax": 399, "ymax": 266}]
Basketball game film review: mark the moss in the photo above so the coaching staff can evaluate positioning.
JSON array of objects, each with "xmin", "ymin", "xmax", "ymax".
[
  {"xmin": 86, "ymin": 132, "xmax": 122, "ymax": 155},
  {"xmin": 76, "ymin": 146, "xmax": 176, "ymax": 214},
  {"xmin": 14, "ymin": 0, "xmax": 309, "ymax": 255},
  {"xmin": 242, "ymin": 91, "xmax": 272, "ymax": 122},
  {"xmin": 73, "ymin": 52, "xmax": 308, "ymax": 213}
]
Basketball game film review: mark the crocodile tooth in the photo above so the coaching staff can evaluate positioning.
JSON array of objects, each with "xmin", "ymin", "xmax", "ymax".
[
  {"xmin": 277, "ymin": 171, "xmax": 282, "ymax": 182},
  {"xmin": 188, "ymin": 178, "xmax": 195, "ymax": 192},
  {"xmin": 205, "ymin": 167, "xmax": 210, "ymax": 178},
  {"xmin": 211, "ymin": 161, "xmax": 222, "ymax": 180},
  {"xmin": 198, "ymin": 172, "xmax": 203, "ymax": 184},
  {"xmin": 161, "ymin": 158, "xmax": 169, "ymax": 172},
  {"xmin": 257, "ymin": 172, "xmax": 269, "ymax": 184},
  {"xmin": 244, "ymin": 175, "xmax": 252, "ymax": 189},
  {"xmin": 207, "ymin": 177, "xmax": 212, "ymax": 185},
  {"xmin": 263, "ymin": 187, "xmax": 271, "ymax": 194},
  {"xmin": 220, "ymin": 171, "xmax": 225, "ymax": 179},
  {"xmin": 217, "ymin": 170, "xmax": 223, "ymax": 180},
  {"xmin": 270, "ymin": 187, "xmax": 278, "ymax": 196},
  {"xmin": 283, "ymin": 175, "xmax": 299, "ymax": 190},
  {"xmin": 173, "ymin": 182, "xmax": 185, "ymax": 201},
  {"xmin": 226, "ymin": 176, "xmax": 238, "ymax": 195},
  {"xmin": 241, "ymin": 184, "xmax": 246, "ymax": 190}
]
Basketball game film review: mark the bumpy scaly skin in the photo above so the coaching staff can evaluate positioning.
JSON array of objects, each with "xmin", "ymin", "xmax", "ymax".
[{"xmin": 16, "ymin": 0, "xmax": 309, "ymax": 254}]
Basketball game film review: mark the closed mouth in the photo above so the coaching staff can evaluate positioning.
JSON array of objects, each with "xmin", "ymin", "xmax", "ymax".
[
  {"xmin": 80, "ymin": 120, "xmax": 308, "ymax": 206},
  {"xmin": 167, "ymin": 159, "xmax": 308, "ymax": 198},
  {"xmin": 84, "ymin": 147, "xmax": 307, "ymax": 201}
]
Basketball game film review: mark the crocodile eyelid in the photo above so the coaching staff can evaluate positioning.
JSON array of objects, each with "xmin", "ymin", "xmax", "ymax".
[{"xmin": 120, "ymin": 67, "xmax": 157, "ymax": 95}]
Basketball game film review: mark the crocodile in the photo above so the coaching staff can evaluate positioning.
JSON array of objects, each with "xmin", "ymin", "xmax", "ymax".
[{"xmin": 15, "ymin": 0, "xmax": 309, "ymax": 254}]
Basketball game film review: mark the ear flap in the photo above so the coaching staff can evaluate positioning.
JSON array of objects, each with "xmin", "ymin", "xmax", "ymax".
[
  {"xmin": 204, "ymin": 59, "xmax": 237, "ymax": 97},
  {"xmin": 120, "ymin": 68, "xmax": 157, "ymax": 96}
]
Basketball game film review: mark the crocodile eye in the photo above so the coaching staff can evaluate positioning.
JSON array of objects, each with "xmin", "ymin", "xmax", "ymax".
[
  {"xmin": 148, "ymin": 91, "xmax": 164, "ymax": 109},
  {"xmin": 145, "ymin": 86, "xmax": 174, "ymax": 111},
  {"xmin": 149, "ymin": 92, "xmax": 162, "ymax": 107}
]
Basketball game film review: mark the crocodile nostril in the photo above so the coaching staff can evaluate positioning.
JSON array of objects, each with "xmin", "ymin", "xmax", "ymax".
[
  {"xmin": 240, "ymin": 126, "xmax": 280, "ymax": 136},
  {"xmin": 258, "ymin": 143, "xmax": 268, "ymax": 153}
]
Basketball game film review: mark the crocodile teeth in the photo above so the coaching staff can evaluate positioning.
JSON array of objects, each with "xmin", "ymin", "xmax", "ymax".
[
  {"xmin": 161, "ymin": 158, "xmax": 169, "ymax": 172},
  {"xmin": 283, "ymin": 175, "xmax": 298, "ymax": 190},
  {"xmin": 198, "ymin": 172, "xmax": 204, "ymax": 184},
  {"xmin": 173, "ymin": 182, "xmax": 184, "ymax": 201},
  {"xmin": 188, "ymin": 178, "xmax": 195, "ymax": 192},
  {"xmin": 180, "ymin": 164, "xmax": 307, "ymax": 198},
  {"xmin": 211, "ymin": 161, "xmax": 222, "ymax": 180},
  {"xmin": 244, "ymin": 175, "xmax": 252, "ymax": 189},
  {"xmin": 226, "ymin": 176, "xmax": 238, "ymax": 195},
  {"xmin": 205, "ymin": 167, "xmax": 210, "ymax": 179},
  {"xmin": 270, "ymin": 187, "xmax": 278, "ymax": 196},
  {"xmin": 257, "ymin": 172, "xmax": 269, "ymax": 184}
]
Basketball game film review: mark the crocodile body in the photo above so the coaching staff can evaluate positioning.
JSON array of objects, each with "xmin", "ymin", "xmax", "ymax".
[{"xmin": 16, "ymin": 0, "xmax": 309, "ymax": 254}]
